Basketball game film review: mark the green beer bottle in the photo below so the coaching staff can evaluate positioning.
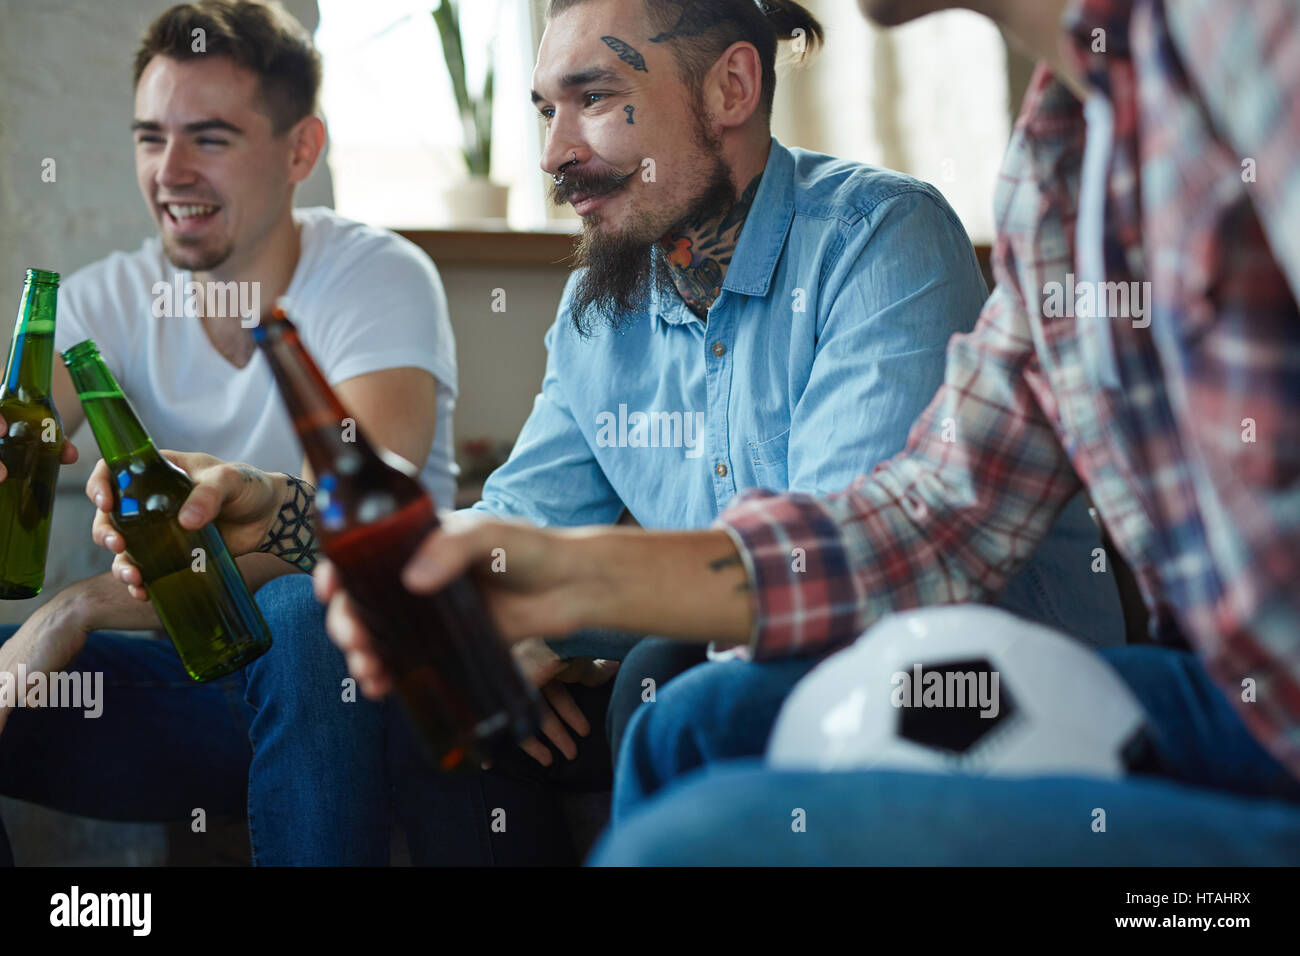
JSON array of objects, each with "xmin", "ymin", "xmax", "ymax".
[
  {"xmin": 62, "ymin": 340, "xmax": 272, "ymax": 681},
  {"xmin": 0, "ymin": 269, "xmax": 66, "ymax": 599}
]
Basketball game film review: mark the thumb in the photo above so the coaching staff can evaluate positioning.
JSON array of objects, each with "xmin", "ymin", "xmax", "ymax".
[
  {"xmin": 177, "ymin": 481, "xmax": 227, "ymax": 530},
  {"xmin": 403, "ymin": 524, "xmax": 481, "ymax": 593}
]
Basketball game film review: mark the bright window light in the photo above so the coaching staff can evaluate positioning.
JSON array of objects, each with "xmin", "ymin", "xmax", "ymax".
[{"xmin": 316, "ymin": 0, "xmax": 553, "ymax": 229}]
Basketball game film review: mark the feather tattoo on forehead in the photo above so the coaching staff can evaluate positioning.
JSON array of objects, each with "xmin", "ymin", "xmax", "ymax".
[{"xmin": 602, "ymin": 35, "xmax": 648, "ymax": 72}]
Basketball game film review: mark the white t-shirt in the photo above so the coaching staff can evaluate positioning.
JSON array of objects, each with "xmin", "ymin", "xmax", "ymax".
[{"xmin": 55, "ymin": 207, "xmax": 459, "ymax": 508}]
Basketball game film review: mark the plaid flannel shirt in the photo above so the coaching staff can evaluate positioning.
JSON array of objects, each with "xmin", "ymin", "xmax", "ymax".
[{"xmin": 716, "ymin": 0, "xmax": 1300, "ymax": 778}]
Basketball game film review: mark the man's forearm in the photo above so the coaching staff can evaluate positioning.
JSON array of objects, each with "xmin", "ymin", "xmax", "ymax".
[
  {"xmin": 60, "ymin": 572, "xmax": 163, "ymax": 632},
  {"xmin": 62, "ymin": 554, "xmax": 298, "ymax": 633},
  {"xmin": 578, "ymin": 528, "xmax": 753, "ymax": 645}
]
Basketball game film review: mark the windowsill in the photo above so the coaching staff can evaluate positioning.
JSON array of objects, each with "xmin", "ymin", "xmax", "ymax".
[
  {"xmin": 398, "ymin": 228, "xmax": 579, "ymax": 269},
  {"xmin": 399, "ymin": 228, "xmax": 993, "ymax": 284}
]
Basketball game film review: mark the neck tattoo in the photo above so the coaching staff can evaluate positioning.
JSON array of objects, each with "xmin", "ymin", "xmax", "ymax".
[{"xmin": 661, "ymin": 173, "xmax": 762, "ymax": 319}]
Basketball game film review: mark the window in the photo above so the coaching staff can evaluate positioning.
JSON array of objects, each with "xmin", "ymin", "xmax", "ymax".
[
  {"xmin": 772, "ymin": 3, "xmax": 1010, "ymax": 243},
  {"xmin": 317, "ymin": 1, "xmax": 1012, "ymax": 242},
  {"xmin": 315, "ymin": 0, "xmax": 552, "ymax": 229}
]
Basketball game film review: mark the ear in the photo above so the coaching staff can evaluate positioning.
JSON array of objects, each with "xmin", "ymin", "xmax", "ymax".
[
  {"xmin": 703, "ymin": 41, "xmax": 764, "ymax": 130},
  {"xmin": 286, "ymin": 114, "xmax": 326, "ymax": 185}
]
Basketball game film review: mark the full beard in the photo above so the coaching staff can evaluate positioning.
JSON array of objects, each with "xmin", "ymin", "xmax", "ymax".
[
  {"xmin": 557, "ymin": 127, "xmax": 738, "ymax": 336},
  {"xmin": 566, "ymin": 208, "xmax": 670, "ymax": 337}
]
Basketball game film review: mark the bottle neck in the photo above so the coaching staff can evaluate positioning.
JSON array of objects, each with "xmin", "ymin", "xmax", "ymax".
[
  {"xmin": 3, "ymin": 277, "xmax": 58, "ymax": 398},
  {"xmin": 63, "ymin": 350, "xmax": 157, "ymax": 467},
  {"xmin": 255, "ymin": 320, "xmax": 378, "ymax": 478}
]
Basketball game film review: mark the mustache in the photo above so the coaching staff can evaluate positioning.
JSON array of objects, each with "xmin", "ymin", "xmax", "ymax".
[{"xmin": 549, "ymin": 166, "xmax": 636, "ymax": 206}]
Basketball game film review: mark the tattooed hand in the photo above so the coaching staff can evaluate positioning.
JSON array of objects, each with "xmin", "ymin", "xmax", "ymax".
[
  {"xmin": 86, "ymin": 451, "xmax": 311, "ymax": 599},
  {"xmin": 258, "ymin": 476, "xmax": 318, "ymax": 572}
]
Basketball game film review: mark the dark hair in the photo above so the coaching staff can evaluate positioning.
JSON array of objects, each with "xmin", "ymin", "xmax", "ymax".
[
  {"xmin": 133, "ymin": 0, "xmax": 321, "ymax": 134},
  {"xmin": 547, "ymin": 0, "xmax": 824, "ymax": 117}
]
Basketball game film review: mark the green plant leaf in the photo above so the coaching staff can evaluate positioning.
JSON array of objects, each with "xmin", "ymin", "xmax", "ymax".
[{"xmin": 432, "ymin": 0, "xmax": 496, "ymax": 178}]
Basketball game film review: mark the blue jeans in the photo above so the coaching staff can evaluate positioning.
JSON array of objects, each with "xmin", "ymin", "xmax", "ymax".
[
  {"xmin": 594, "ymin": 645, "xmax": 1300, "ymax": 864},
  {"xmin": 0, "ymin": 575, "xmax": 571, "ymax": 865}
]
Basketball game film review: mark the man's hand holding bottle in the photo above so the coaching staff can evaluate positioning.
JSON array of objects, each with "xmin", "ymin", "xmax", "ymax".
[{"xmin": 85, "ymin": 453, "xmax": 639, "ymax": 765}]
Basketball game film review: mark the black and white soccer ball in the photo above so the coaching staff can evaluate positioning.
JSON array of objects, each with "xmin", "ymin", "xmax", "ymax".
[{"xmin": 766, "ymin": 605, "xmax": 1155, "ymax": 778}]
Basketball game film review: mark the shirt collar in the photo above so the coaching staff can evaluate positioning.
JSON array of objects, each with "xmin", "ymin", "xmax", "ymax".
[
  {"xmin": 1014, "ymin": 63, "xmax": 1088, "ymax": 186},
  {"xmin": 648, "ymin": 137, "xmax": 796, "ymax": 332},
  {"xmin": 1013, "ymin": 0, "xmax": 1132, "ymax": 162},
  {"xmin": 721, "ymin": 137, "xmax": 795, "ymax": 296}
]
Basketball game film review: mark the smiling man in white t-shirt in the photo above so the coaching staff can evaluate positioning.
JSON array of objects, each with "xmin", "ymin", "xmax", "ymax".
[
  {"xmin": 56, "ymin": 205, "xmax": 458, "ymax": 506},
  {"xmin": 0, "ymin": 0, "xmax": 456, "ymax": 865}
]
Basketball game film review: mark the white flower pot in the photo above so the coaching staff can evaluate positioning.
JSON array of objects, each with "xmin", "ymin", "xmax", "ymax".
[{"xmin": 441, "ymin": 178, "xmax": 509, "ymax": 225}]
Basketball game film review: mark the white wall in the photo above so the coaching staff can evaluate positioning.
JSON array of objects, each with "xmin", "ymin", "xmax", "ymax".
[
  {"xmin": 441, "ymin": 263, "xmax": 566, "ymax": 454},
  {"xmin": 771, "ymin": 0, "xmax": 1010, "ymax": 244}
]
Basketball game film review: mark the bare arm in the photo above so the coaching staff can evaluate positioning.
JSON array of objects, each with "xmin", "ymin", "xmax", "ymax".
[
  {"xmin": 569, "ymin": 528, "xmax": 753, "ymax": 645},
  {"xmin": 48, "ymin": 553, "xmax": 294, "ymax": 633},
  {"xmin": 319, "ymin": 521, "xmax": 754, "ymax": 699},
  {"xmin": 405, "ymin": 521, "xmax": 754, "ymax": 646},
  {"xmin": 301, "ymin": 366, "xmax": 438, "ymax": 484}
]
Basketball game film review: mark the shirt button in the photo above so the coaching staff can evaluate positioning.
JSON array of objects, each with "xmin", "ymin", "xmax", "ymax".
[
  {"xmin": 712, "ymin": 341, "xmax": 726, "ymax": 357},
  {"xmin": 715, "ymin": 462, "xmax": 728, "ymax": 477}
]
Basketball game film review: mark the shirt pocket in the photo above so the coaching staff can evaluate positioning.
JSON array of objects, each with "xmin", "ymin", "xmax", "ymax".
[{"xmin": 748, "ymin": 426, "xmax": 791, "ymax": 491}]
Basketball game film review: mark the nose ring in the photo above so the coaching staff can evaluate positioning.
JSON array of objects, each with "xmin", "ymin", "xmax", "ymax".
[{"xmin": 553, "ymin": 153, "xmax": 578, "ymax": 186}]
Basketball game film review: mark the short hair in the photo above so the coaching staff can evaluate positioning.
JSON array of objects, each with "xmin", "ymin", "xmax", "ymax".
[
  {"xmin": 547, "ymin": 0, "xmax": 824, "ymax": 117},
  {"xmin": 133, "ymin": 0, "xmax": 321, "ymax": 134}
]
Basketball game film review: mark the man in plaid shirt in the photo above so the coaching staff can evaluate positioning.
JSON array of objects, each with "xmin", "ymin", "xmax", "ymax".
[{"xmin": 321, "ymin": 0, "xmax": 1300, "ymax": 861}]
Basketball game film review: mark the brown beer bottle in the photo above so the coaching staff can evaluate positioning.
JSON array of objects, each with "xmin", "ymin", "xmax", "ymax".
[{"xmin": 251, "ymin": 306, "xmax": 540, "ymax": 770}]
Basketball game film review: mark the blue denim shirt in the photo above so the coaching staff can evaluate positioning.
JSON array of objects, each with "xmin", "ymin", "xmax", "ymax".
[{"xmin": 472, "ymin": 139, "xmax": 1122, "ymax": 646}]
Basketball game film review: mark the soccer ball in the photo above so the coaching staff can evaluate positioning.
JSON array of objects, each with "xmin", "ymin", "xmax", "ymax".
[{"xmin": 766, "ymin": 605, "xmax": 1154, "ymax": 778}]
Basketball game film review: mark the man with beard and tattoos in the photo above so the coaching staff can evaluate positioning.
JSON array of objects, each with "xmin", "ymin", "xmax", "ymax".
[
  {"xmin": 93, "ymin": 0, "xmax": 1122, "ymax": 865},
  {"xmin": 333, "ymin": 0, "xmax": 1298, "ymax": 867},
  {"xmin": 472, "ymin": 0, "xmax": 1116, "ymax": 780}
]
